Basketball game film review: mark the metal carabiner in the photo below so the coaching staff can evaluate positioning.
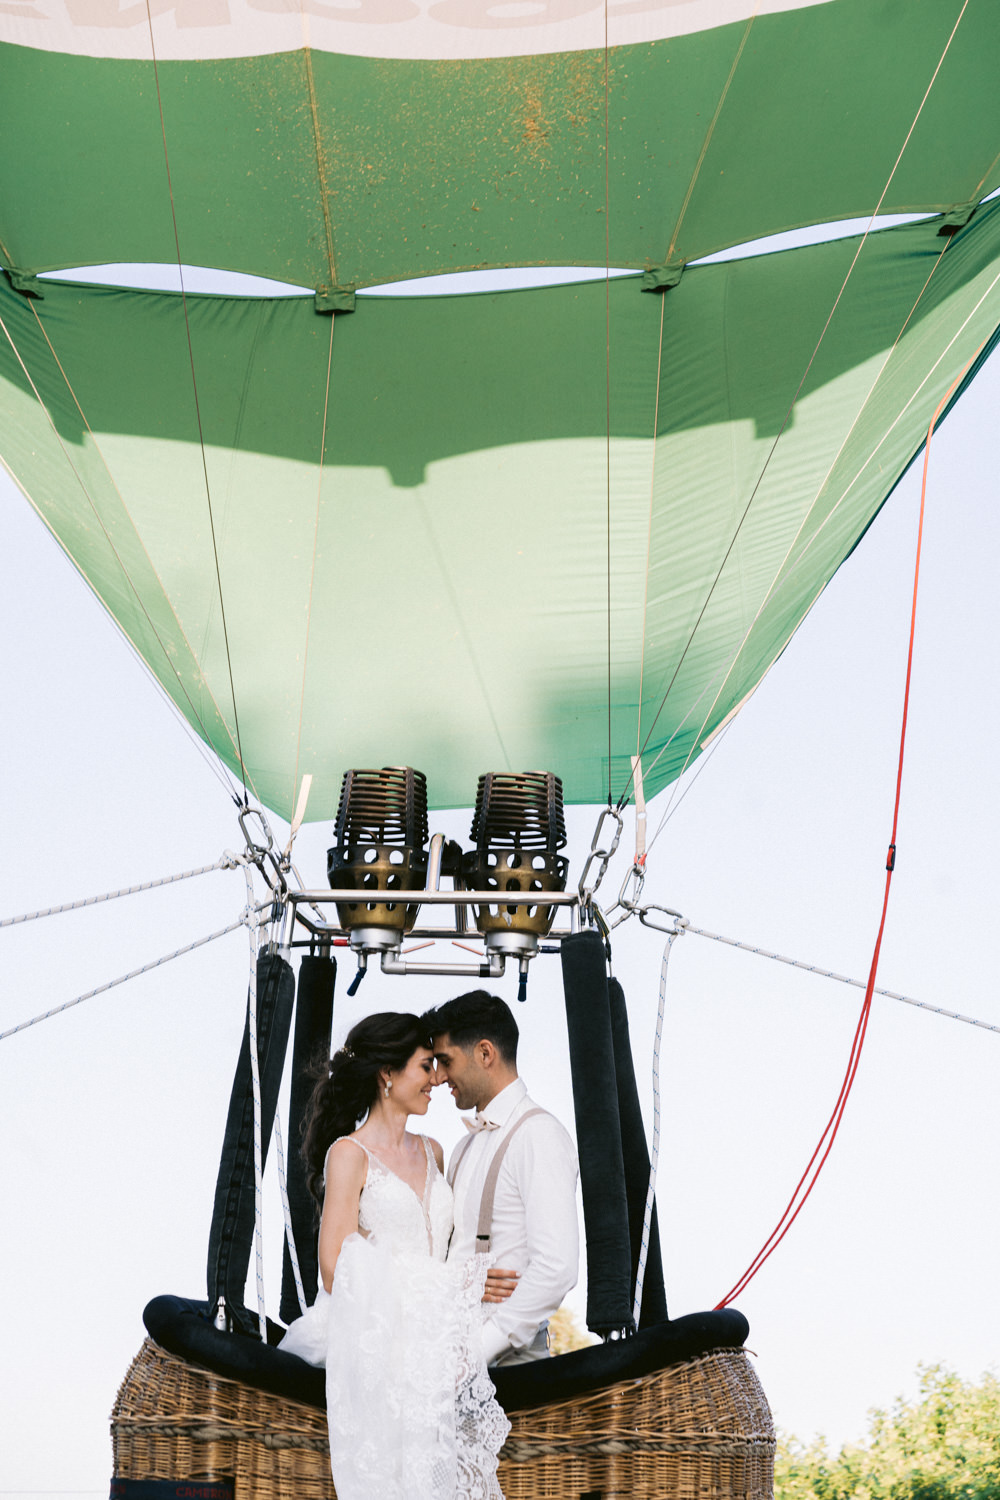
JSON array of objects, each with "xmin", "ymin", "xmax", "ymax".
[
  {"xmin": 239, "ymin": 804, "xmax": 274, "ymax": 859},
  {"xmin": 237, "ymin": 804, "xmax": 288, "ymax": 898},
  {"xmin": 604, "ymin": 860, "xmax": 647, "ymax": 930},
  {"xmin": 638, "ymin": 905, "xmax": 688, "ymax": 936},
  {"xmin": 577, "ymin": 805, "xmax": 624, "ymax": 900},
  {"xmin": 617, "ymin": 861, "xmax": 646, "ymax": 913}
]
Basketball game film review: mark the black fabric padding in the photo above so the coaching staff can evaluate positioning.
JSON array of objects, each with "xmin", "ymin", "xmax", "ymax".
[
  {"xmin": 280, "ymin": 955, "xmax": 336, "ymax": 1326},
  {"xmin": 560, "ymin": 931, "xmax": 634, "ymax": 1335},
  {"xmin": 206, "ymin": 954, "xmax": 295, "ymax": 1334},
  {"xmin": 144, "ymin": 1296, "xmax": 324, "ymax": 1406},
  {"xmin": 143, "ymin": 1295, "xmax": 750, "ymax": 1416},
  {"xmin": 608, "ymin": 976, "xmax": 668, "ymax": 1329},
  {"xmin": 490, "ymin": 1307, "xmax": 750, "ymax": 1412}
]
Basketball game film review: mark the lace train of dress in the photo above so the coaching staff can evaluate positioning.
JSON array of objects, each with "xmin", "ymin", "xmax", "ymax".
[{"xmin": 279, "ymin": 1135, "xmax": 510, "ymax": 1500}]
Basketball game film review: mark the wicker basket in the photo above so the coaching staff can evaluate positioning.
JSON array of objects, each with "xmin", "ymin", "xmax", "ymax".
[
  {"xmin": 111, "ymin": 1337, "xmax": 774, "ymax": 1500},
  {"xmin": 499, "ymin": 1346, "xmax": 774, "ymax": 1500}
]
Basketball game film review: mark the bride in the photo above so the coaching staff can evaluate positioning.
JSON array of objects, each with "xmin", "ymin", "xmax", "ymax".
[{"xmin": 280, "ymin": 1011, "xmax": 513, "ymax": 1499}]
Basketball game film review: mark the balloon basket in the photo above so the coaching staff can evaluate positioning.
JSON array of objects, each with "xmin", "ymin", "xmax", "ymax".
[
  {"xmin": 111, "ymin": 1339, "xmax": 331, "ymax": 1500},
  {"xmin": 499, "ymin": 1346, "xmax": 774, "ymax": 1499},
  {"xmin": 111, "ymin": 1337, "xmax": 774, "ymax": 1499}
]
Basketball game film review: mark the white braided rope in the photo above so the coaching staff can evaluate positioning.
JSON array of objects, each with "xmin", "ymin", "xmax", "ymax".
[
  {"xmin": 683, "ymin": 923, "xmax": 1000, "ymax": 1037},
  {"xmin": 0, "ymin": 918, "xmax": 246, "ymax": 1044},
  {"xmin": 632, "ymin": 929, "xmax": 677, "ymax": 1329},
  {"xmin": 0, "ymin": 854, "xmax": 244, "ymax": 928},
  {"xmin": 243, "ymin": 865, "xmax": 268, "ymax": 1342},
  {"xmin": 273, "ymin": 1108, "xmax": 308, "ymax": 1316}
]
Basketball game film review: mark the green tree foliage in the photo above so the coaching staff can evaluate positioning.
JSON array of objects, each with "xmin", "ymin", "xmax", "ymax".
[{"xmin": 775, "ymin": 1366, "xmax": 1000, "ymax": 1500}]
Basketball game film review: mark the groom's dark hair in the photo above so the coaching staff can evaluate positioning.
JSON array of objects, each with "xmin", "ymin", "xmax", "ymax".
[{"xmin": 422, "ymin": 991, "xmax": 519, "ymax": 1066}]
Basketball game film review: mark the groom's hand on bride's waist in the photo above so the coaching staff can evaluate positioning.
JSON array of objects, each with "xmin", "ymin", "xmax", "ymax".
[{"xmin": 482, "ymin": 1267, "xmax": 520, "ymax": 1304}]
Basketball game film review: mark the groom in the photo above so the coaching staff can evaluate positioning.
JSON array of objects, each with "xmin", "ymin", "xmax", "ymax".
[{"xmin": 423, "ymin": 990, "xmax": 579, "ymax": 1366}]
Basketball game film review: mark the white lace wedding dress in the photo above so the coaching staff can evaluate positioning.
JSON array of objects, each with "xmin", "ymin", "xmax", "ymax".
[{"xmin": 279, "ymin": 1134, "xmax": 510, "ymax": 1500}]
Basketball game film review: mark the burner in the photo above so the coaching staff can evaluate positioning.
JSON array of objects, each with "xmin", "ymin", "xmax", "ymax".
[
  {"xmin": 463, "ymin": 772, "xmax": 568, "ymax": 956},
  {"xmin": 327, "ymin": 767, "xmax": 429, "ymax": 946}
]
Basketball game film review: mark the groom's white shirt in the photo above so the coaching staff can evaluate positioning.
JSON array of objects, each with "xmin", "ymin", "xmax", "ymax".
[{"xmin": 447, "ymin": 1076, "xmax": 579, "ymax": 1366}]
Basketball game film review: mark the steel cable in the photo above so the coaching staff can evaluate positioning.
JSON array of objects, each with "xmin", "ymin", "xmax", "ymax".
[
  {"xmin": 0, "ymin": 918, "xmax": 247, "ymax": 1044},
  {"xmin": 0, "ymin": 857, "xmax": 243, "ymax": 929}
]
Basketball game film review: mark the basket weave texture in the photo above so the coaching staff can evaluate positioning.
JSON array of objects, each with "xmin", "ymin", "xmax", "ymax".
[{"xmin": 112, "ymin": 1337, "xmax": 774, "ymax": 1500}]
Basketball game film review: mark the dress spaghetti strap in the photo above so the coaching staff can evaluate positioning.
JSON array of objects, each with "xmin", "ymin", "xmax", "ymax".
[{"xmin": 324, "ymin": 1135, "xmax": 370, "ymax": 1188}]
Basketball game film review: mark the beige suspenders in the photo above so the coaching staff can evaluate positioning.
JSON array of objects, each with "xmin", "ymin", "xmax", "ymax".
[
  {"xmin": 447, "ymin": 1128, "xmax": 476, "ymax": 1190},
  {"xmin": 450, "ymin": 1107, "xmax": 546, "ymax": 1254}
]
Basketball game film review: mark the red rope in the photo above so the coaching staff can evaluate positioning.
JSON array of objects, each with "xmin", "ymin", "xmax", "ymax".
[{"xmin": 715, "ymin": 348, "xmax": 983, "ymax": 1310}]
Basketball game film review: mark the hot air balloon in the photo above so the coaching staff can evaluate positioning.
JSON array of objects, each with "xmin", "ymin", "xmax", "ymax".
[{"xmin": 2, "ymin": 0, "xmax": 999, "ymax": 1495}]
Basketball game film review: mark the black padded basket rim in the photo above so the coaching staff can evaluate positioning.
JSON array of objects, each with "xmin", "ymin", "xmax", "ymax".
[{"xmin": 143, "ymin": 1296, "xmax": 750, "ymax": 1415}]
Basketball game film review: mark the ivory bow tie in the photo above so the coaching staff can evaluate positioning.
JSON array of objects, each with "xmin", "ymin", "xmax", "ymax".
[{"xmin": 463, "ymin": 1115, "xmax": 500, "ymax": 1133}]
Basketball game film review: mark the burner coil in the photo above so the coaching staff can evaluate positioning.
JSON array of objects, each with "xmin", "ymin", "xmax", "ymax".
[
  {"xmin": 464, "ymin": 772, "xmax": 568, "ymax": 948},
  {"xmin": 327, "ymin": 766, "xmax": 429, "ymax": 938}
]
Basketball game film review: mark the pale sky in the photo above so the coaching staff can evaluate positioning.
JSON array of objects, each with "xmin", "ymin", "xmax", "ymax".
[{"xmin": 1, "ymin": 338, "xmax": 998, "ymax": 1496}]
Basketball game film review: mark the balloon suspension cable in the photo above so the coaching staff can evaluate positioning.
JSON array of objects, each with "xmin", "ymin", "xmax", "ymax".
[
  {"xmin": 623, "ymin": 896, "xmax": 1000, "ymax": 1038},
  {"xmin": 0, "ymin": 302, "xmax": 247, "ymax": 809},
  {"xmin": 243, "ymin": 863, "xmax": 269, "ymax": 1342},
  {"xmin": 288, "ymin": 861, "xmax": 328, "ymax": 924},
  {"xmin": 632, "ymin": 925, "xmax": 680, "ymax": 1327},
  {"xmin": 714, "ymin": 350, "xmax": 978, "ymax": 1309},
  {"xmin": 633, "ymin": 292, "xmax": 667, "ymax": 777},
  {"xmin": 144, "ymin": 0, "xmax": 249, "ymax": 800},
  {"xmin": 289, "ymin": 307, "xmax": 335, "ymax": 817},
  {"xmin": 679, "ymin": 922, "xmax": 1000, "ymax": 1039},
  {"xmin": 264, "ymin": 862, "xmax": 307, "ymax": 1312},
  {"xmin": 0, "ymin": 773, "xmax": 277, "ymax": 1051},
  {"xmin": 0, "ymin": 912, "xmax": 258, "ymax": 1045},
  {"xmin": 614, "ymin": 4, "xmax": 971, "ymax": 819},
  {"xmin": 623, "ymin": 192, "xmax": 944, "ymax": 832},
  {"xmin": 273, "ymin": 1074, "xmax": 308, "ymax": 1318},
  {"xmin": 637, "ymin": 210, "xmax": 955, "ymax": 849},
  {"xmin": 0, "ymin": 853, "xmax": 248, "ymax": 929},
  {"xmin": 603, "ymin": 0, "xmax": 613, "ymax": 805},
  {"xmin": 620, "ymin": 665, "xmax": 729, "ymax": 839},
  {"xmin": 643, "ymin": 707, "xmax": 739, "ymax": 861}
]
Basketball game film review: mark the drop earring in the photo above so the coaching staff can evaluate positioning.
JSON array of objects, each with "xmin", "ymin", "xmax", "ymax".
[{"xmin": 384, "ymin": 1077, "xmax": 392, "ymax": 1099}]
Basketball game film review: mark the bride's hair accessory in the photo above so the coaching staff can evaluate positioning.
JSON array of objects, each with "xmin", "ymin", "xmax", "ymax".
[{"xmin": 335, "ymin": 1045, "xmax": 355, "ymax": 1061}]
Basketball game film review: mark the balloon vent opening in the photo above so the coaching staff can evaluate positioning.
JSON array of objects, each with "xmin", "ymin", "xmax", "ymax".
[
  {"xmin": 464, "ymin": 772, "xmax": 569, "ymax": 956},
  {"xmin": 327, "ymin": 767, "xmax": 429, "ymax": 940}
]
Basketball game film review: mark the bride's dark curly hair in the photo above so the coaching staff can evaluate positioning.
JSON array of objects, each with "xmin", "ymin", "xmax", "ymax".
[{"xmin": 301, "ymin": 1011, "xmax": 432, "ymax": 1205}]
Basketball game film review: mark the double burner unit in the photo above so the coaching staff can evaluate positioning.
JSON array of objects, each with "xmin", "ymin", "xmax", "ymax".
[{"xmin": 320, "ymin": 765, "xmax": 571, "ymax": 993}]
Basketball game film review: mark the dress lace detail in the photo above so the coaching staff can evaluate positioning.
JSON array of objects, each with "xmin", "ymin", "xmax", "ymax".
[
  {"xmin": 279, "ymin": 1133, "xmax": 510, "ymax": 1500},
  {"xmin": 452, "ymin": 1254, "xmax": 514, "ymax": 1500},
  {"xmin": 355, "ymin": 1135, "xmax": 453, "ymax": 1261}
]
